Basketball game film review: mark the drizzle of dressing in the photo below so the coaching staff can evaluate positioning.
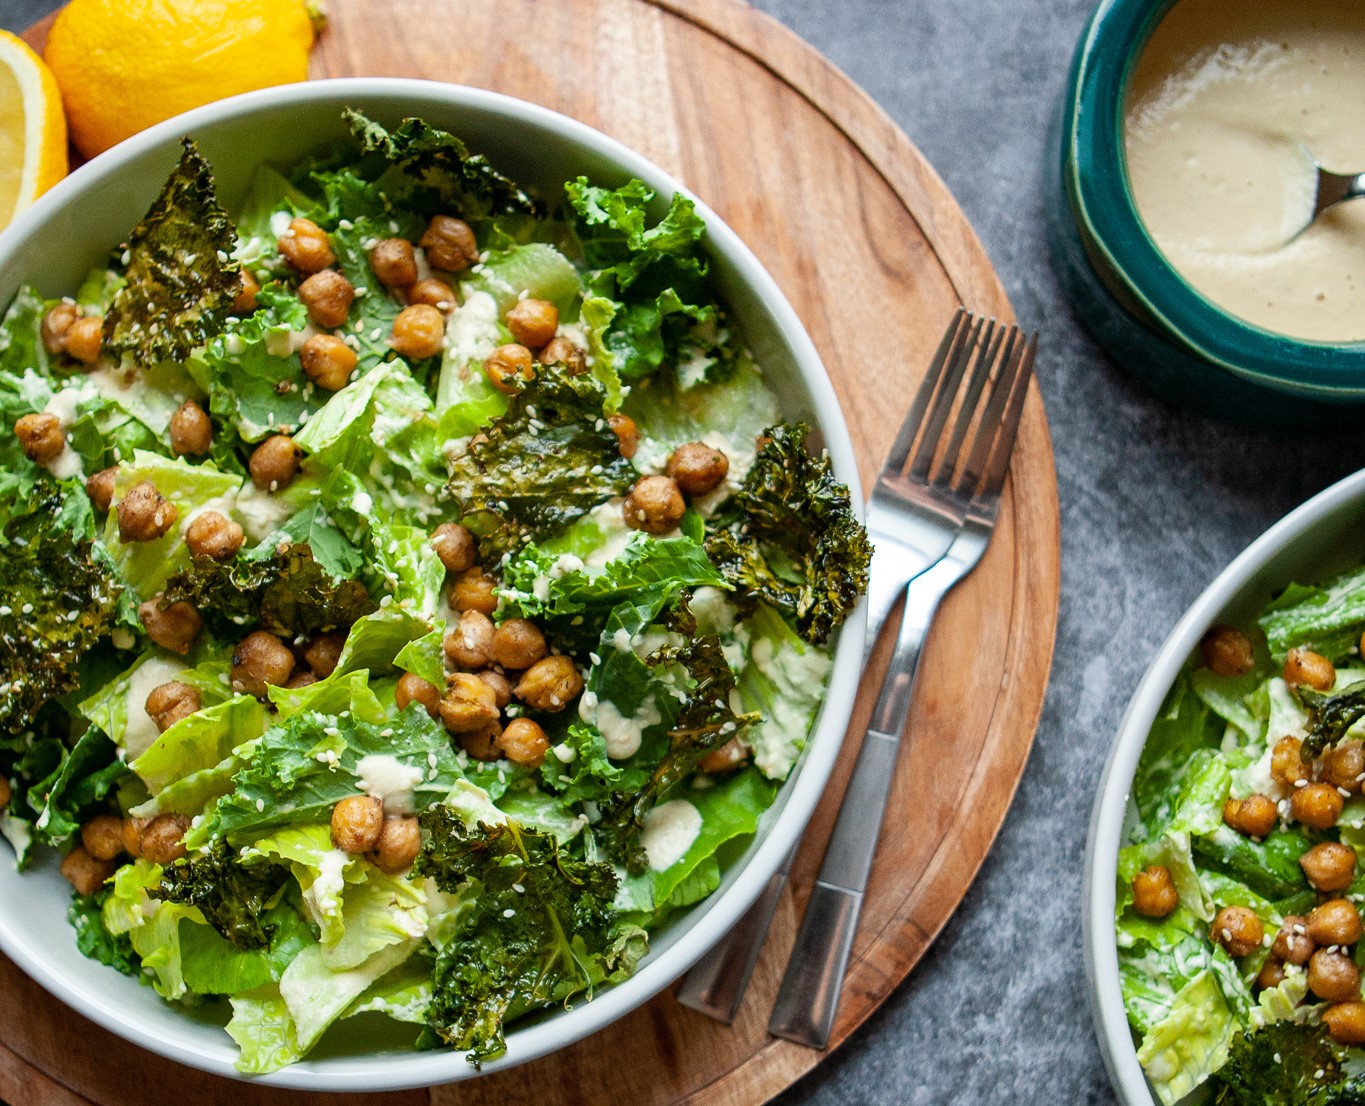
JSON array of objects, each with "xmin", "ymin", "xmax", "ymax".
[
  {"xmin": 355, "ymin": 754, "xmax": 424, "ymax": 813},
  {"xmin": 641, "ymin": 799, "xmax": 702, "ymax": 871}
]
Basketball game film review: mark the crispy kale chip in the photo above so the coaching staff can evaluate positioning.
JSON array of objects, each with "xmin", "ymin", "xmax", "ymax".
[
  {"xmin": 156, "ymin": 842, "xmax": 289, "ymax": 951},
  {"xmin": 160, "ymin": 544, "xmax": 375, "ymax": 638},
  {"xmin": 1212, "ymin": 1023, "xmax": 1365, "ymax": 1105},
  {"xmin": 597, "ymin": 602, "xmax": 758, "ymax": 873},
  {"xmin": 69, "ymin": 890, "xmax": 140, "ymax": 976},
  {"xmin": 445, "ymin": 366, "xmax": 637, "ymax": 560},
  {"xmin": 0, "ymin": 480, "xmax": 124, "ymax": 736},
  {"xmin": 413, "ymin": 810, "xmax": 644, "ymax": 1066},
  {"xmin": 705, "ymin": 422, "xmax": 871, "ymax": 645},
  {"xmin": 105, "ymin": 139, "xmax": 240, "ymax": 365},
  {"xmin": 345, "ymin": 109, "xmax": 540, "ymax": 218},
  {"xmin": 1295, "ymin": 683, "xmax": 1365, "ymax": 760}
]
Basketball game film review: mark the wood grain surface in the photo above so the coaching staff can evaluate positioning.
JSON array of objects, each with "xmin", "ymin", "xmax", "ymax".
[{"xmin": 7, "ymin": 1, "xmax": 1061, "ymax": 1103}]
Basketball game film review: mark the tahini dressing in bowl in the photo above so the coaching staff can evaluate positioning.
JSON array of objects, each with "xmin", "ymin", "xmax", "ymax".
[{"xmin": 1124, "ymin": 0, "xmax": 1365, "ymax": 342}]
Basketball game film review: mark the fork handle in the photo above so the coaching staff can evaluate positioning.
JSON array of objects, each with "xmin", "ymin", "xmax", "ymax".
[{"xmin": 768, "ymin": 563, "xmax": 950, "ymax": 1048}]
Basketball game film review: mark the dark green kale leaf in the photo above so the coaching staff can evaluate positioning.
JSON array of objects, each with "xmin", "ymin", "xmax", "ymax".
[
  {"xmin": 0, "ymin": 480, "xmax": 124, "ymax": 736},
  {"xmin": 105, "ymin": 139, "xmax": 240, "ymax": 365},
  {"xmin": 345, "ymin": 110, "xmax": 540, "ymax": 219},
  {"xmin": 444, "ymin": 366, "xmax": 637, "ymax": 561},
  {"xmin": 705, "ymin": 422, "xmax": 871, "ymax": 645},
  {"xmin": 1295, "ymin": 683, "xmax": 1365, "ymax": 760},
  {"xmin": 30, "ymin": 726, "xmax": 129, "ymax": 848},
  {"xmin": 597, "ymin": 602, "xmax": 758, "ymax": 873},
  {"xmin": 413, "ymin": 809, "xmax": 644, "ymax": 1066},
  {"xmin": 1212, "ymin": 1023, "xmax": 1365, "ymax": 1105},
  {"xmin": 68, "ymin": 889, "xmax": 140, "ymax": 976},
  {"xmin": 156, "ymin": 842, "xmax": 288, "ymax": 951},
  {"xmin": 160, "ymin": 544, "xmax": 375, "ymax": 638}
]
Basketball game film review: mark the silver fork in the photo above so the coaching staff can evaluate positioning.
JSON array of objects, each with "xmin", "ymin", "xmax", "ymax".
[
  {"xmin": 766, "ymin": 325, "xmax": 1037, "ymax": 1048},
  {"xmin": 676, "ymin": 310, "xmax": 1030, "ymax": 1024}
]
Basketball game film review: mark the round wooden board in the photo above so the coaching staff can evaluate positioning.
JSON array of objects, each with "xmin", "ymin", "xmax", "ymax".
[{"xmin": 9, "ymin": 2, "xmax": 1061, "ymax": 1103}]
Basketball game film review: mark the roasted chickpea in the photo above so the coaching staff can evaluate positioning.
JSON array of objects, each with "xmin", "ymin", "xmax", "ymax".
[
  {"xmin": 419, "ymin": 215, "xmax": 478, "ymax": 272},
  {"xmin": 234, "ymin": 268, "xmax": 260, "ymax": 314},
  {"xmin": 506, "ymin": 297, "xmax": 559, "ymax": 350},
  {"xmin": 60, "ymin": 846, "xmax": 114, "ymax": 896},
  {"xmin": 1291, "ymin": 781, "xmax": 1344, "ymax": 830},
  {"xmin": 515, "ymin": 654, "xmax": 583, "ymax": 712},
  {"xmin": 302, "ymin": 631, "xmax": 346, "ymax": 681},
  {"xmin": 396, "ymin": 672, "xmax": 441, "ymax": 718},
  {"xmin": 1310, "ymin": 949, "xmax": 1363, "ymax": 1002},
  {"xmin": 432, "ymin": 522, "xmax": 476, "ymax": 573},
  {"xmin": 1274, "ymin": 916, "xmax": 1316, "ymax": 965},
  {"xmin": 231, "ymin": 630, "xmax": 295, "ymax": 698},
  {"xmin": 1200, "ymin": 625, "xmax": 1255, "ymax": 677},
  {"xmin": 1308, "ymin": 898, "xmax": 1364, "ymax": 947},
  {"xmin": 298, "ymin": 269, "xmax": 355, "ymax": 329},
  {"xmin": 499, "ymin": 717, "xmax": 550, "ymax": 767},
  {"xmin": 81, "ymin": 814, "xmax": 125, "ymax": 861},
  {"xmin": 1285, "ymin": 646, "xmax": 1336, "ymax": 691},
  {"xmin": 371, "ymin": 816, "xmax": 421, "ymax": 873},
  {"xmin": 0, "ymin": 776, "xmax": 9, "ymax": 811},
  {"xmin": 331, "ymin": 795, "xmax": 383, "ymax": 854},
  {"xmin": 623, "ymin": 475, "xmax": 685, "ymax": 535},
  {"xmin": 1302, "ymin": 841, "xmax": 1358, "ymax": 892},
  {"xmin": 139, "ymin": 597, "xmax": 202, "ymax": 655},
  {"xmin": 439, "ymin": 672, "xmax": 500, "ymax": 734},
  {"xmin": 667, "ymin": 442, "xmax": 730, "ymax": 497},
  {"xmin": 15, "ymin": 412, "xmax": 65, "ymax": 464},
  {"xmin": 285, "ymin": 671, "xmax": 317, "ymax": 690},
  {"xmin": 1131, "ymin": 865, "xmax": 1179, "ymax": 919},
  {"xmin": 1272, "ymin": 735, "xmax": 1310, "ymax": 788},
  {"xmin": 117, "ymin": 480, "xmax": 178, "ymax": 542},
  {"xmin": 1325, "ymin": 1001, "xmax": 1365, "ymax": 1045},
  {"xmin": 146, "ymin": 681, "xmax": 201, "ymax": 733},
  {"xmin": 484, "ymin": 343, "xmax": 534, "ymax": 393},
  {"xmin": 407, "ymin": 277, "xmax": 457, "ymax": 310},
  {"xmin": 459, "ymin": 723, "xmax": 503, "ymax": 762},
  {"xmin": 300, "ymin": 333, "xmax": 358, "ymax": 392},
  {"xmin": 389, "ymin": 303, "xmax": 445, "ymax": 360},
  {"xmin": 445, "ymin": 610, "xmax": 495, "ymax": 669},
  {"xmin": 1222, "ymin": 793, "xmax": 1279, "ymax": 838},
  {"xmin": 185, "ymin": 510, "xmax": 244, "ymax": 561},
  {"xmin": 278, "ymin": 216, "xmax": 335, "ymax": 274},
  {"xmin": 86, "ymin": 466, "xmax": 117, "ymax": 513},
  {"xmin": 64, "ymin": 315, "xmax": 104, "ymax": 364},
  {"xmin": 608, "ymin": 414, "xmax": 639, "ymax": 459},
  {"xmin": 1212, "ymin": 905, "xmax": 1264, "ymax": 958},
  {"xmin": 41, "ymin": 301, "xmax": 78, "ymax": 354},
  {"xmin": 1256, "ymin": 957, "xmax": 1286, "ymax": 991},
  {"xmin": 121, "ymin": 817, "xmax": 147, "ymax": 859},
  {"xmin": 491, "ymin": 618, "xmax": 547, "ymax": 671},
  {"xmin": 698, "ymin": 736, "xmax": 751, "ymax": 775},
  {"xmin": 249, "ymin": 434, "xmax": 301, "ymax": 492},
  {"xmin": 539, "ymin": 335, "xmax": 586, "ymax": 374},
  {"xmin": 1325, "ymin": 740, "xmax": 1365, "ymax": 794},
  {"xmin": 169, "ymin": 399, "xmax": 212, "ymax": 457},
  {"xmin": 140, "ymin": 813, "xmax": 191, "ymax": 865},
  {"xmin": 369, "ymin": 237, "xmax": 418, "ymax": 289},
  {"xmin": 476, "ymin": 669, "xmax": 513, "ymax": 709},
  {"xmin": 450, "ymin": 568, "xmax": 498, "ymax": 615}
]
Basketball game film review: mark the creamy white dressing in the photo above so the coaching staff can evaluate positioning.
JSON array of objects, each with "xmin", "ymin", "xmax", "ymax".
[
  {"xmin": 583, "ymin": 499, "xmax": 634, "ymax": 569},
  {"xmin": 355, "ymin": 754, "xmax": 423, "ymax": 813},
  {"xmin": 233, "ymin": 482, "xmax": 297, "ymax": 541},
  {"xmin": 123, "ymin": 656, "xmax": 189, "ymax": 760},
  {"xmin": 640, "ymin": 799, "xmax": 702, "ymax": 871},
  {"xmin": 1125, "ymin": 0, "xmax": 1365, "ymax": 340},
  {"xmin": 443, "ymin": 289, "xmax": 501, "ymax": 369}
]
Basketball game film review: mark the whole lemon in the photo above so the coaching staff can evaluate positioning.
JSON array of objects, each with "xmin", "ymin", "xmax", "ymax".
[{"xmin": 45, "ymin": 0, "xmax": 316, "ymax": 159}]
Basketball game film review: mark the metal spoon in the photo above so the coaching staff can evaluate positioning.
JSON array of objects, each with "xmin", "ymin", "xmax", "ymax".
[{"xmin": 1299, "ymin": 155, "xmax": 1365, "ymax": 235}]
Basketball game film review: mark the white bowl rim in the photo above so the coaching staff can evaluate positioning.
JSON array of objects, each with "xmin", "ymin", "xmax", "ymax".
[
  {"xmin": 0, "ymin": 77, "xmax": 868, "ymax": 1090},
  {"xmin": 1084, "ymin": 466, "xmax": 1365, "ymax": 1105}
]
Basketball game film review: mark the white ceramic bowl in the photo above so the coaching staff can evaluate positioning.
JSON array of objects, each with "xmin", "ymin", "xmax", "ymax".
[
  {"xmin": 1085, "ymin": 467, "xmax": 1365, "ymax": 1105},
  {"xmin": 0, "ymin": 78, "xmax": 866, "ymax": 1090}
]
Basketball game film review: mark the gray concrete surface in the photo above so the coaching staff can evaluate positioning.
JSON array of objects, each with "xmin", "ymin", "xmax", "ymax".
[{"xmin": 5, "ymin": 0, "xmax": 1365, "ymax": 1102}]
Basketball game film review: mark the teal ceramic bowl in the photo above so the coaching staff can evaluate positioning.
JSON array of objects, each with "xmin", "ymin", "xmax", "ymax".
[{"xmin": 1049, "ymin": 0, "xmax": 1365, "ymax": 426}]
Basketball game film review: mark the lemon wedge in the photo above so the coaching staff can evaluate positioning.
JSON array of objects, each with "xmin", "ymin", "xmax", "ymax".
[{"xmin": 0, "ymin": 30, "xmax": 67, "ymax": 230}]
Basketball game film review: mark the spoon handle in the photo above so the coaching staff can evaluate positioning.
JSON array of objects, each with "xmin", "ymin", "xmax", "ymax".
[{"xmin": 1315, "ymin": 168, "xmax": 1365, "ymax": 217}]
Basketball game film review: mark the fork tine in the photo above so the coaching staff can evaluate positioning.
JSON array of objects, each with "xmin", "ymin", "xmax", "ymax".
[
  {"xmin": 967, "ymin": 330, "xmax": 1036, "ymax": 502},
  {"xmin": 954, "ymin": 325, "xmax": 1026, "ymax": 496},
  {"xmin": 882, "ymin": 308, "xmax": 971, "ymax": 474},
  {"xmin": 906, "ymin": 314, "xmax": 984, "ymax": 483},
  {"xmin": 930, "ymin": 317, "xmax": 1002, "ymax": 486}
]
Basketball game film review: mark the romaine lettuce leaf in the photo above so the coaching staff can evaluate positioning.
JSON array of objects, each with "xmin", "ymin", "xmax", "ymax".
[{"xmin": 1136, "ymin": 970, "xmax": 1235, "ymax": 1106}]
